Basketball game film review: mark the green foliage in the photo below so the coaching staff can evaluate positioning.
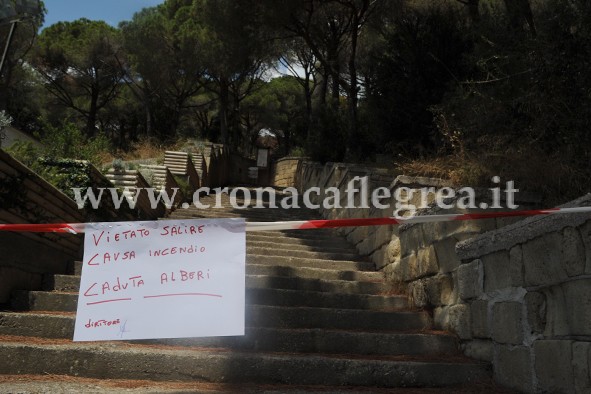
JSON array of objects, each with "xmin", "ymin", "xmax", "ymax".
[
  {"xmin": 361, "ymin": 2, "xmax": 473, "ymax": 156},
  {"xmin": 39, "ymin": 122, "xmax": 110, "ymax": 163},
  {"xmin": 307, "ymin": 105, "xmax": 348, "ymax": 163},
  {"xmin": 0, "ymin": 111, "xmax": 13, "ymax": 146},
  {"xmin": 31, "ymin": 18, "xmax": 125, "ymax": 136},
  {"xmin": 241, "ymin": 76, "xmax": 306, "ymax": 155},
  {"xmin": 5, "ymin": 122, "xmax": 111, "ymax": 199}
]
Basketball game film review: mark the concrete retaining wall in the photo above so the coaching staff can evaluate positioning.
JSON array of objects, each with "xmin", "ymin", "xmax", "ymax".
[
  {"xmin": 272, "ymin": 157, "xmax": 304, "ymax": 188},
  {"xmin": 0, "ymin": 150, "xmax": 83, "ymax": 303}
]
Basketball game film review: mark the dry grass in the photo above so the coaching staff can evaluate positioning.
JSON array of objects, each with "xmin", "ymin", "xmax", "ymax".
[
  {"xmin": 101, "ymin": 139, "xmax": 179, "ymax": 165},
  {"xmin": 396, "ymin": 146, "xmax": 590, "ymax": 206}
]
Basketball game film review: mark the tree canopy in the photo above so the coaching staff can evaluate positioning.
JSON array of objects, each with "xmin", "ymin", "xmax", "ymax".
[{"xmin": 2, "ymin": 0, "xmax": 591, "ymax": 200}]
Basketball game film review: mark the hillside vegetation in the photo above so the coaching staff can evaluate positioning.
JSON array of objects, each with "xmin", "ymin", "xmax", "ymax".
[{"xmin": 0, "ymin": 0, "xmax": 589, "ymax": 204}]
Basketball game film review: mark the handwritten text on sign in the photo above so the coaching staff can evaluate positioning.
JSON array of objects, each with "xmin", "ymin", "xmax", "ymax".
[{"xmin": 73, "ymin": 219, "xmax": 246, "ymax": 341}]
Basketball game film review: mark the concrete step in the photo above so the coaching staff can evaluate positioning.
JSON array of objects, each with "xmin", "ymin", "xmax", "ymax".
[
  {"xmin": 0, "ymin": 312, "xmax": 458, "ymax": 357},
  {"xmin": 48, "ymin": 273, "xmax": 392, "ymax": 295},
  {"xmin": 10, "ymin": 293, "xmax": 430, "ymax": 331},
  {"xmin": 13, "ymin": 286, "xmax": 406, "ymax": 312},
  {"xmin": 0, "ymin": 337, "xmax": 490, "ymax": 388}
]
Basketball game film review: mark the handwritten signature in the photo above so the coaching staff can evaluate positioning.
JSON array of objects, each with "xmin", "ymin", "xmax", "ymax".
[{"xmin": 118, "ymin": 319, "xmax": 130, "ymax": 338}]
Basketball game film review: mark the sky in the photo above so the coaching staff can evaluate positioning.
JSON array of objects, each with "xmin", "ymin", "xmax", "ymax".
[{"xmin": 42, "ymin": 0, "xmax": 165, "ymax": 29}]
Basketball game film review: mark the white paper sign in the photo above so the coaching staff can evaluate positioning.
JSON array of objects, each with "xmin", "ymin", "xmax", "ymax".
[{"xmin": 73, "ymin": 219, "xmax": 246, "ymax": 342}]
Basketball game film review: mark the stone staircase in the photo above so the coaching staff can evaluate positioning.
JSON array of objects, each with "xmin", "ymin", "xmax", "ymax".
[{"xmin": 0, "ymin": 190, "xmax": 510, "ymax": 392}]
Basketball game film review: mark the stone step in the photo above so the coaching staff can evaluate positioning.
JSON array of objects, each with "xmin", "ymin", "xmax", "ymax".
[
  {"xmin": 245, "ymin": 254, "xmax": 374, "ymax": 271},
  {"xmin": 71, "ymin": 260, "xmax": 383, "ymax": 282},
  {"xmin": 0, "ymin": 374, "xmax": 509, "ymax": 394},
  {"xmin": 10, "ymin": 293, "xmax": 430, "ymax": 331},
  {"xmin": 48, "ymin": 273, "xmax": 392, "ymax": 295},
  {"xmin": 178, "ymin": 205, "xmax": 318, "ymax": 214},
  {"xmin": 246, "ymin": 246, "xmax": 360, "ymax": 261},
  {"xmin": 71, "ymin": 255, "xmax": 373, "ymax": 277},
  {"xmin": 13, "ymin": 286, "xmax": 406, "ymax": 312},
  {"xmin": 252, "ymin": 229, "xmax": 344, "ymax": 241},
  {"xmin": 246, "ymin": 264, "xmax": 385, "ymax": 283},
  {"xmin": 246, "ymin": 233, "xmax": 355, "ymax": 250},
  {"xmin": 247, "ymin": 239, "xmax": 358, "ymax": 254},
  {"xmin": 0, "ymin": 338, "xmax": 490, "ymax": 388},
  {"xmin": 0, "ymin": 312, "xmax": 458, "ymax": 357}
]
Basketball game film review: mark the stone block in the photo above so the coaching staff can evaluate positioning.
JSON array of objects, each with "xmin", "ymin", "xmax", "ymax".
[
  {"xmin": 347, "ymin": 227, "xmax": 367, "ymax": 248},
  {"xmin": 433, "ymin": 237, "xmax": 462, "ymax": 273},
  {"xmin": 471, "ymin": 300, "xmax": 490, "ymax": 339},
  {"xmin": 372, "ymin": 225, "xmax": 393, "ymax": 251},
  {"xmin": 443, "ymin": 218, "xmax": 496, "ymax": 239},
  {"xmin": 577, "ymin": 220, "xmax": 591, "ymax": 274},
  {"xmin": 573, "ymin": 342, "xmax": 591, "ymax": 394},
  {"xmin": 449, "ymin": 304, "xmax": 471, "ymax": 340},
  {"xmin": 456, "ymin": 260, "xmax": 483, "ymax": 300},
  {"xmin": 400, "ymin": 253, "xmax": 417, "ymax": 282},
  {"xmin": 495, "ymin": 345, "xmax": 534, "ymax": 393},
  {"xmin": 386, "ymin": 237, "xmax": 401, "ymax": 265},
  {"xmin": 399, "ymin": 225, "xmax": 424, "ymax": 258},
  {"xmin": 433, "ymin": 306, "xmax": 449, "ymax": 331},
  {"xmin": 523, "ymin": 232, "xmax": 567, "ymax": 287},
  {"xmin": 425, "ymin": 274, "xmax": 455, "ymax": 306},
  {"xmin": 419, "ymin": 221, "xmax": 447, "ymax": 245},
  {"xmin": 463, "ymin": 340, "xmax": 493, "ymax": 362},
  {"xmin": 509, "ymin": 245, "xmax": 524, "ymax": 279},
  {"xmin": 534, "ymin": 340, "xmax": 575, "ymax": 393},
  {"xmin": 408, "ymin": 279, "xmax": 427, "ymax": 308},
  {"xmin": 563, "ymin": 227, "xmax": 585, "ymax": 277},
  {"xmin": 543, "ymin": 285, "xmax": 570, "ymax": 337},
  {"xmin": 525, "ymin": 291, "xmax": 546, "ymax": 336},
  {"xmin": 564, "ymin": 279, "xmax": 591, "ymax": 336},
  {"xmin": 356, "ymin": 236, "xmax": 372, "ymax": 256},
  {"xmin": 418, "ymin": 245, "xmax": 439, "ymax": 275},
  {"xmin": 382, "ymin": 259, "xmax": 403, "ymax": 286},
  {"xmin": 372, "ymin": 244, "xmax": 389, "ymax": 270},
  {"xmin": 492, "ymin": 302, "xmax": 524, "ymax": 345},
  {"xmin": 483, "ymin": 250, "xmax": 523, "ymax": 293},
  {"xmin": 404, "ymin": 246, "xmax": 439, "ymax": 282}
]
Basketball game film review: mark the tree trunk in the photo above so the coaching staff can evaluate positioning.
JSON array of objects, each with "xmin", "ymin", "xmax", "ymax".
[
  {"xmin": 467, "ymin": 0, "xmax": 480, "ymax": 24},
  {"xmin": 218, "ymin": 77, "xmax": 230, "ymax": 146},
  {"xmin": 86, "ymin": 86, "xmax": 99, "ymax": 138},
  {"xmin": 144, "ymin": 99, "xmax": 152, "ymax": 138},
  {"xmin": 503, "ymin": 0, "xmax": 536, "ymax": 36},
  {"xmin": 304, "ymin": 68, "xmax": 313, "ymax": 143},
  {"xmin": 347, "ymin": 16, "xmax": 360, "ymax": 158}
]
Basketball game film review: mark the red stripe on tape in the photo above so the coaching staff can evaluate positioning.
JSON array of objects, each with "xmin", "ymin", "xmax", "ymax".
[
  {"xmin": 0, "ymin": 223, "xmax": 76, "ymax": 233},
  {"xmin": 298, "ymin": 217, "xmax": 400, "ymax": 229}
]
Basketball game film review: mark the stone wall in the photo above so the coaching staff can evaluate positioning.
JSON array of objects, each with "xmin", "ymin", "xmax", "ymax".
[
  {"xmin": 394, "ymin": 188, "xmax": 541, "ymax": 323},
  {"xmin": 295, "ymin": 161, "xmax": 426, "ymax": 270},
  {"xmin": 452, "ymin": 194, "xmax": 591, "ymax": 393},
  {"xmin": 292, "ymin": 159, "xmax": 591, "ymax": 392},
  {"xmin": 271, "ymin": 157, "xmax": 304, "ymax": 188}
]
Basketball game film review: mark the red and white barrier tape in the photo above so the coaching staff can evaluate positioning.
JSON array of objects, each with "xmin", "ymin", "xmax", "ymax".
[{"xmin": 0, "ymin": 207, "xmax": 590, "ymax": 234}]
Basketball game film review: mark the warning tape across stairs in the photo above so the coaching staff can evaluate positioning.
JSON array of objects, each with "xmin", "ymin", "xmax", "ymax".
[{"xmin": 0, "ymin": 207, "xmax": 589, "ymax": 234}]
